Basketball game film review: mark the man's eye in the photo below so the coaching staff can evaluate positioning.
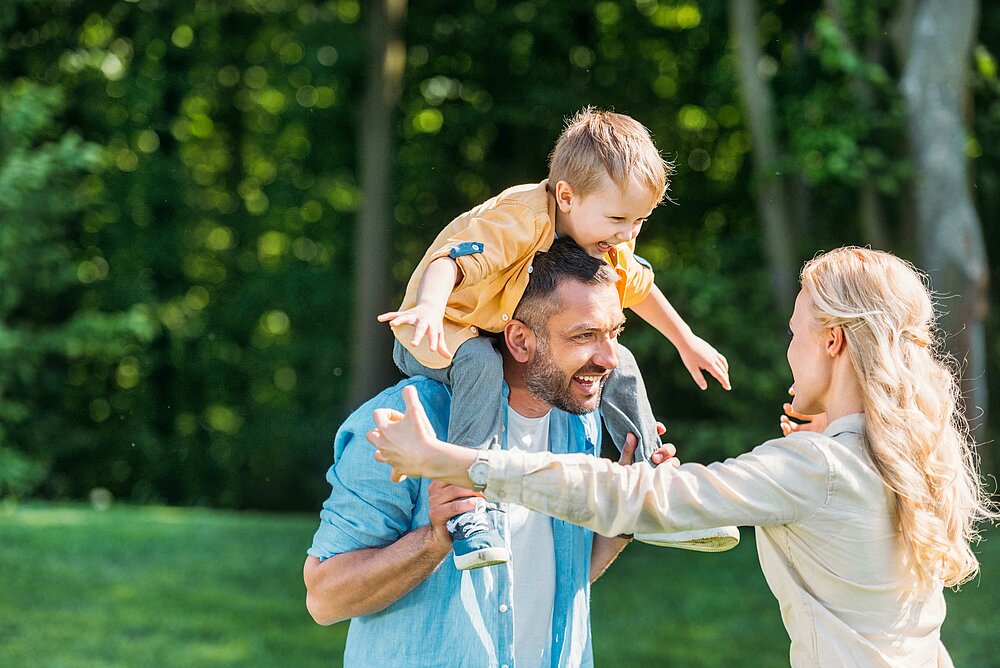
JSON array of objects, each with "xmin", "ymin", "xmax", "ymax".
[{"xmin": 787, "ymin": 327, "xmax": 794, "ymax": 339}]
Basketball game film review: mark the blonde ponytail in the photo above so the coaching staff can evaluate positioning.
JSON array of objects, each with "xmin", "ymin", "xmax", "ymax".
[{"xmin": 801, "ymin": 247, "xmax": 997, "ymax": 590}]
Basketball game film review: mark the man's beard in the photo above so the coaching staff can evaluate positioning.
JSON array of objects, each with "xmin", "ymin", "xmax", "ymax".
[{"xmin": 524, "ymin": 336, "xmax": 609, "ymax": 415}]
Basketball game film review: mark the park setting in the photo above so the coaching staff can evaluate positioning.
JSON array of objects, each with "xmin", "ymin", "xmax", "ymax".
[{"xmin": 2, "ymin": 0, "xmax": 1000, "ymax": 666}]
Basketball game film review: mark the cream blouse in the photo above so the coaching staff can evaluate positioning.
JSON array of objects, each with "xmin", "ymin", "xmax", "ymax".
[{"xmin": 484, "ymin": 413, "xmax": 953, "ymax": 667}]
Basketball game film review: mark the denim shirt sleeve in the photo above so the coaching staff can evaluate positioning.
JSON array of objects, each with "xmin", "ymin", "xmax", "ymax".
[{"xmin": 308, "ymin": 380, "xmax": 446, "ymax": 559}]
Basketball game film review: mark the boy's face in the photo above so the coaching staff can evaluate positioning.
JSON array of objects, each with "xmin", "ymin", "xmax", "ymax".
[{"xmin": 552, "ymin": 174, "xmax": 660, "ymax": 259}]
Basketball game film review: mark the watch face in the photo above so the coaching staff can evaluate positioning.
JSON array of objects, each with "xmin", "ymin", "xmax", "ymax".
[{"xmin": 469, "ymin": 461, "xmax": 489, "ymax": 486}]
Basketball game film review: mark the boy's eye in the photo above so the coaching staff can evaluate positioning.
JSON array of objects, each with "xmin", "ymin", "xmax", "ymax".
[{"xmin": 787, "ymin": 327, "xmax": 794, "ymax": 339}]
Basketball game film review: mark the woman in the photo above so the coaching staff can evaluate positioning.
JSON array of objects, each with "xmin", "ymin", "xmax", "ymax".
[{"xmin": 369, "ymin": 247, "xmax": 996, "ymax": 666}]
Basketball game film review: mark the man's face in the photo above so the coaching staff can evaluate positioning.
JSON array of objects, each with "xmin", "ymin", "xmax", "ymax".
[{"xmin": 525, "ymin": 279, "xmax": 625, "ymax": 414}]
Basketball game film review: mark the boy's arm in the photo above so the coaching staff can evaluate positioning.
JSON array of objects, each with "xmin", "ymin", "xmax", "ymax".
[
  {"xmin": 378, "ymin": 257, "xmax": 461, "ymax": 359},
  {"xmin": 630, "ymin": 284, "xmax": 731, "ymax": 390}
]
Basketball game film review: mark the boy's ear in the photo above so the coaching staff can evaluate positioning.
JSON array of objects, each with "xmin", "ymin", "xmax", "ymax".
[
  {"xmin": 504, "ymin": 320, "xmax": 535, "ymax": 363},
  {"xmin": 553, "ymin": 180, "xmax": 575, "ymax": 213}
]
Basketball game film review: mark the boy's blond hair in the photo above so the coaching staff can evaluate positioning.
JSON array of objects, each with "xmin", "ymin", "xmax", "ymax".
[{"xmin": 548, "ymin": 107, "xmax": 672, "ymax": 201}]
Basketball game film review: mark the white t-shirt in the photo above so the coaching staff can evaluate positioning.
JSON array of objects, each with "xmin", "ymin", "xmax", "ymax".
[{"xmin": 506, "ymin": 408, "xmax": 556, "ymax": 668}]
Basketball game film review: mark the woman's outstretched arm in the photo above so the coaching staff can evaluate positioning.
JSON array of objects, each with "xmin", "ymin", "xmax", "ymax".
[{"xmin": 369, "ymin": 385, "xmax": 832, "ymax": 537}]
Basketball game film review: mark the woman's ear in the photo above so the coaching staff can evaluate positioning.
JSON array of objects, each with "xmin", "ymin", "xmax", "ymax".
[
  {"xmin": 827, "ymin": 325, "xmax": 846, "ymax": 357},
  {"xmin": 553, "ymin": 180, "xmax": 575, "ymax": 213},
  {"xmin": 504, "ymin": 320, "xmax": 535, "ymax": 363}
]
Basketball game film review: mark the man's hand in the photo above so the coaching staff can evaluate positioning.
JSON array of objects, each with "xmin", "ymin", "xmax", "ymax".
[
  {"xmin": 619, "ymin": 422, "xmax": 680, "ymax": 468},
  {"xmin": 779, "ymin": 387, "xmax": 828, "ymax": 435},
  {"xmin": 677, "ymin": 334, "xmax": 731, "ymax": 391},
  {"xmin": 427, "ymin": 481, "xmax": 483, "ymax": 547},
  {"xmin": 377, "ymin": 304, "xmax": 453, "ymax": 360}
]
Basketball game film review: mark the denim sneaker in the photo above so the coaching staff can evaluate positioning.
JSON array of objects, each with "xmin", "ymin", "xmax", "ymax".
[
  {"xmin": 634, "ymin": 526, "xmax": 740, "ymax": 552},
  {"xmin": 447, "ymin": 498, "xmax": 509, "ymax": 570}
]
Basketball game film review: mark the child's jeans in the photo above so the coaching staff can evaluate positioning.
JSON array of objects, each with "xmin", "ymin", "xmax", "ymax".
[{"xmin": 392, "ymin": 336, "xmax": 661, "ymax": 461}]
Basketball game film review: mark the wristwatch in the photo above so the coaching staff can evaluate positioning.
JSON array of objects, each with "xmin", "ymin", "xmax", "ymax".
[{"xmin": 468, "ymin": 450, "xmax": 490, "ymax": 492}]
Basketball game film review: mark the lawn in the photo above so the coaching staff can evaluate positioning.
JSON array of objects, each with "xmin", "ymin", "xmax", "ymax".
[{"xmin": 1, "ymin": 503, "xmax": 996, "ymax": 667}]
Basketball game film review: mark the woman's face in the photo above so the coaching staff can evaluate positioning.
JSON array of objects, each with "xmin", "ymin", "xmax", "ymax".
[{"xmin": 786, "ymin": 289, "xmax": 833, "ymax": 415}]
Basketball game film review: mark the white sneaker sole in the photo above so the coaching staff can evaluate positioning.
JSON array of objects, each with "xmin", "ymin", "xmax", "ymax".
[
  {"xmin": 635, "ymin": 526, "xmax": 740, "ymax": 552},
  {"xmin": 453, "ymin": 546, "xmax": 510, "ymax": 571}
]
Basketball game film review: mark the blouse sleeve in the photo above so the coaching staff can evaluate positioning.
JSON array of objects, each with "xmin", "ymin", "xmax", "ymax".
[{"xmin": 484, "ymin": 433, "xmax": 834, "ymax": 535}]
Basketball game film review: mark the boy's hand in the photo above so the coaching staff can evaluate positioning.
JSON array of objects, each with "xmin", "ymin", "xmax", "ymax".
[
  {"xmin": 378, "ymin": 304, "xmax": 453, "ymax": 360},
  {"xmin": 677, "ymin": 335, "xmax": 731, "ymax": 391},
  {"xmin": 779, "ymin": 387, "xmax": 828, "ymax": 435}
]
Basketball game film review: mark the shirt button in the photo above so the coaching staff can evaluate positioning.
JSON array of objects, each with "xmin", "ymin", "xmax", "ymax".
[
  {"xmin": 502, "ymin": 664, "xmax": 509, "ymax": 668},
  {"xmin": 499, "ymin": 604, "xmax": 508, "ymax": 612},
  {"xmin": 470, "ymin": 326, "xmax": 478, "ymax": 334},
  {"xmin": 501, "ymin": 314, "xmax": 509, "ymax": 321}
]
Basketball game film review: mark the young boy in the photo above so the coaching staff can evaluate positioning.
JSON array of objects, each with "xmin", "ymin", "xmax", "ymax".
[{"xmin": 379, "ymin": 109, "xmax": 736, "ymax": 570}]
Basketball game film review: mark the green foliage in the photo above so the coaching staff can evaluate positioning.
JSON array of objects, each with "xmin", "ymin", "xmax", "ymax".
[
  {"xmin": 1, "ymin": 1, "xmax": 998, "ymax": 507},
  {"xmin": 0, "ymin": 74, "xmax": 154, "ymax": 499}
]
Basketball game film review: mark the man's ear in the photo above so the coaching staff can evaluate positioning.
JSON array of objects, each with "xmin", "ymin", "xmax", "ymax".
[
  {"xmin": 504, "ymin": 320, "xmax": 535, "ymax": 363},
  {"xmin": 553, "ymin": 180, "xmax": 575, "ymax": 213},
  {"xmin": 827, "ymin": 325, "xmax": 846, "ymax": 357}
]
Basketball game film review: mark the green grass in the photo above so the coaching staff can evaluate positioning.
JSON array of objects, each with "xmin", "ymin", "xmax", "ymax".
[{"xmin": 1, "ymin": 504, "xmax": 996, "ymax": 667}]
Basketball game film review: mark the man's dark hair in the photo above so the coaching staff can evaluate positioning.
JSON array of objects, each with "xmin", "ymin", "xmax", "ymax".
[{"xmin": 512, "ymin": 237, "xmax": 618, "ymax": 332}]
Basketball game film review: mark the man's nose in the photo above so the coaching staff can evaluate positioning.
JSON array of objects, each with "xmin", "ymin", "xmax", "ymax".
[{"xmin": 592, "ymin": 336, "xmax": 618, "ymax": 370}]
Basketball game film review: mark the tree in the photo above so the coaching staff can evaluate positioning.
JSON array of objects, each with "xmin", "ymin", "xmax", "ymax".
[
  {"xmin": 0, "ymin": 77, "xmax": 154, "ymax": 498},
  {"xmin": 728, "ymin": 0, "xmax": 796, "ymax": 308},
  {"xmin": 350, "ymin": 0, "xmax": 407, "ymax": 406},
  {"xmin": 899, "ymin": 0, "xmax": 990, "ymax": 432}
]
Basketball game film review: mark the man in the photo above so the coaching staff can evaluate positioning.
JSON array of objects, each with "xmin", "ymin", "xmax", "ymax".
[{"xmin": 303, "ymin": 238, "xmax": 671, "ymax": 667}]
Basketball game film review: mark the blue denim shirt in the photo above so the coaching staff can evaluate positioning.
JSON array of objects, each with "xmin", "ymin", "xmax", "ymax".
[{"xmin": 308, "ymin": 376, "xmax": 602, "ymax": 668}]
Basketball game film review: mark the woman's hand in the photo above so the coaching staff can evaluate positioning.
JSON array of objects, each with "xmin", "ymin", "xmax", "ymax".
[
  {"xmin": 779, "ymin": 387, "xmax": 828, "ymax": 435},
  {"xmin": 368, "ymin": 385, "xmax": 443, "ymax": 482}
]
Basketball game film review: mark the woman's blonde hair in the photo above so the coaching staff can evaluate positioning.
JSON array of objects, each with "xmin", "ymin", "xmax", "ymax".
[
  {"xmin": 801, "ymin": 247, "xmax": 997, "ymax": 591},
  {"xmin": 548, "ymin": 107, "xmax": 672, "ymax": 201}
]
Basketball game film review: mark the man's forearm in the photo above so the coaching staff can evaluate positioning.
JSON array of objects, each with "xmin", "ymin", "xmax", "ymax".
[
  {"xmin": 590, "ymin": 534, "xmax": 631, "ymax": 583},
  {"xmin": 304, "ymin": 524, "xmax": 450, "ymax": 625}
]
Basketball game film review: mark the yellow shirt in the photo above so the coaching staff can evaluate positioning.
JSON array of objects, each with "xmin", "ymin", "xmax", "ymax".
[{"xmin": 394, "ymin": 180, "xmax": 655, "ymax": 369}]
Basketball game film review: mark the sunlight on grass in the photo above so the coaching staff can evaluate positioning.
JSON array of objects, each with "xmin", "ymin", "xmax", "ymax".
[{"xmin": 0, "ymin": 504, "xmax": 995, "ymax": 667}]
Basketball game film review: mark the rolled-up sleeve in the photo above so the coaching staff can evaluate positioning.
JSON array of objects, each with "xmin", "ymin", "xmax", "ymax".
[
  {"xmin": 614, "ymin": 242, "xmax": 655, "ymax": 309},
  {"xmin": 484, "ymin": 433, "xmax": 833, "ymax": 536},
  {"xmin": 308, "ymin": 400, "xmax": 421, "ymax": 560},
  {"xmin": 427, "ymin": 205, "xmax": 541, "ymax": 288}
]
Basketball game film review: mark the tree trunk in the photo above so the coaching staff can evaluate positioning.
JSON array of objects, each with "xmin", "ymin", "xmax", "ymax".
[
  {"xmin": 824, "ymin": 0, "xmax": 889, "ymax": 250},
  {"xmin": 899, "ymin": 0, "xmax": 989, "ymax": 438},
  {"xmin": 349, "ymin": 0, "xmax": 407, "ymax": 408},
  {"xmin": 728, "ymin": 0, "xmax": 797, "ymax": 309}
]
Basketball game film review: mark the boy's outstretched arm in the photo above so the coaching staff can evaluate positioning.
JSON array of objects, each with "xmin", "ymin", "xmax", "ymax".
[
  {"xmin": 378, "ymin": 257, "xmax": 462, "ymax": 360},
  {"xmin": 629, "ymin": 284, "xmax": 731, "ymax": 391}
]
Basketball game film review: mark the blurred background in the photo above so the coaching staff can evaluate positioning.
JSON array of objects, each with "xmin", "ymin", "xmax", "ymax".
[{"xmin": 1, "ymin": 0, "xmax": 998, "ymax": 666}]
